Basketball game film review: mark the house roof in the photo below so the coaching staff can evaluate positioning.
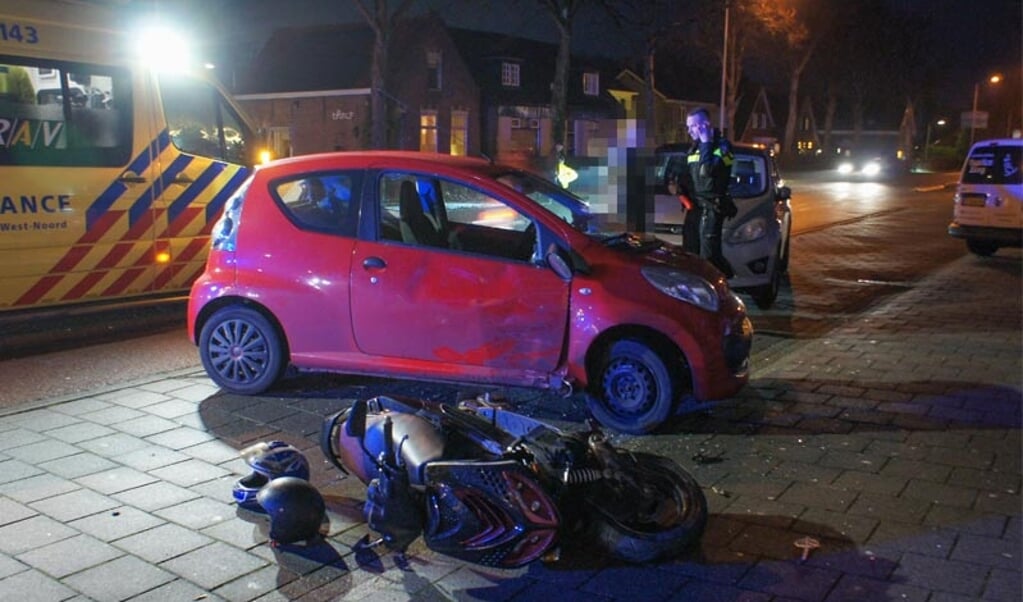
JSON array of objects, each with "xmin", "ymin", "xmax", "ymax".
[{"xmin": 236, "ymin": 23, "xmax": 374, "ymax": 94}]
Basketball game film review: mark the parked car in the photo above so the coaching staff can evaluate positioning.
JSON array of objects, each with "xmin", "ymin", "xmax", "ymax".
[
  {"xmin": 188, "ymin": 151, "xmax": 753, "ymax": 434},
  {"xmin": 948, "ymin": 138, "xmax": 1023, "ymax": 256},
  {"xmin": 653, "ymin": 143, "xmax": 793, "ymax": 309}
]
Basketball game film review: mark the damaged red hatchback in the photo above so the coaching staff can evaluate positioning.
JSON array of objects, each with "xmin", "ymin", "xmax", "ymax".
[{"xmin": 187, "ymin": 151, "xmax": 752, "ymax": 434}]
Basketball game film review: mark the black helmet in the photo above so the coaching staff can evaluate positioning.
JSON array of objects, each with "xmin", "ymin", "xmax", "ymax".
[
  {"xmin": 233, "ymin": 440, "xmax": 310, "ymax": 511},
  {"xmin": 256, "ymin": 476, "xmax": 326, "ymax": 544}
]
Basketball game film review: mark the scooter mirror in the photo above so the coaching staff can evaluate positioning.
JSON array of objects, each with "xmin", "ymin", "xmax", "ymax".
[{"xmin": 346, "ymin": 399, "xmax": 368, "ymax": 438}]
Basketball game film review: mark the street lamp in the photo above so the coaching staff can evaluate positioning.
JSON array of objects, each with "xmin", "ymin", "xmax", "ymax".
[{"xmin": 969, "ymin": 74, "xmax": 1002, "ymax": 147}]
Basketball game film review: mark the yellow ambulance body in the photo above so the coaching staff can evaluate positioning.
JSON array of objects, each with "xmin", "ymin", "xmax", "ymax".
[{"xmin": 0, "ymin": 0, "xmax": 259, "ymax": 311}]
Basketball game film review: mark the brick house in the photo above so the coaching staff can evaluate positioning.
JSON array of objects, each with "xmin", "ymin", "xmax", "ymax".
[{"xmin": 233, "ymin": 13, "xmax": 480, "ymax": 158}]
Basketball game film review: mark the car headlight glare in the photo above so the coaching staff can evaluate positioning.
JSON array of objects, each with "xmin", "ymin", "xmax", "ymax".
[
  {"xmin": 642, "ymin": 266, "xmax": 719, "ymax": 312},
  {"xmin": 728, "ymin": 216, "xmax": 767, "ymax": 244},
  {"xmin": 862, "ymin": 161, "xmax": 882, "ymax": 176},
  {"xmin": 837, "ymin": 162, "xmax": 854, "ymax": 174}
]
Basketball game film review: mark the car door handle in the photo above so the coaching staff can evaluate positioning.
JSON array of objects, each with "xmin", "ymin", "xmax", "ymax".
[
  {"xmin": 118, "ymin": 171, "xmax": 147, "ymax": 184},
  {"xmin": 362, "ymin": 256, "xmax": 386, "ymax": 270},
  {"xmin": 171, "ymin": 174, "xmax": 194, "ymax": 185}
]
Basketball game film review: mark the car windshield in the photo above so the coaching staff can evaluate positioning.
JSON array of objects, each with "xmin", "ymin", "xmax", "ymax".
[
  {"xmin": 494, "ymin": 170, "xmax": 595, "ymax": 233},
  {"xmin": 655, "ymin": 149, "xmax": 768, "ymax": 199}
]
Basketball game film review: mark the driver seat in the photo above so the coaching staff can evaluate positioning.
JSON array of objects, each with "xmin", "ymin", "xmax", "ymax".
[{"xmin": 398, "ymin": 180, "xmax": 446, "ymax": 248}]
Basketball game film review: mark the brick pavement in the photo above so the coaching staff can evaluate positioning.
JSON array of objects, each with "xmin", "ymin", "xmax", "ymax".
[{"xmin": 0, "ymin": 251, "xmax": 1019, "ymax": 601}]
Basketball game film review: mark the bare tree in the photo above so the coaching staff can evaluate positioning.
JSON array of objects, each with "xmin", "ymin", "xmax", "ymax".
[{"xmin": 352, "ymin": 0, "xmax": 416, "ymax": 149}]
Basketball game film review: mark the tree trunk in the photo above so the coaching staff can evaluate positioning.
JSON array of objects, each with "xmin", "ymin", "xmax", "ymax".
[{"xmin": 552, "ymin": 22, "xmax": 571, "ymax": 151}]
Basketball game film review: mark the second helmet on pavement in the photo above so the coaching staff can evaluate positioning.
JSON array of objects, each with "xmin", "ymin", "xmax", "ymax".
[
  {"xmin": 233, "ymin": 440, "xmax": 310, "ymax": 510},
  {"xmin": 257, "ymin": 476, "xmax": 326, "ymax": 544}
]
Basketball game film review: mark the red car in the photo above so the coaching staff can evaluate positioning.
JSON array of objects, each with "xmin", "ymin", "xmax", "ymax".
[{"xmin": 187, "ymin": 151, "xmax": 752, "ymax": 433}]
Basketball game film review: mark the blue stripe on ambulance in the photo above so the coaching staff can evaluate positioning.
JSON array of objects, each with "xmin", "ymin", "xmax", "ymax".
[{"xmin": 168, "ymin": 161, "xmax": 226, "ymax": 224}]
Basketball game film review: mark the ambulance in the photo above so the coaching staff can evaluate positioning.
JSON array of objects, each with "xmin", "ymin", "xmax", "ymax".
[{"xmin": 0, "ymin": 0, "xmax": 263, "ymax": 312}]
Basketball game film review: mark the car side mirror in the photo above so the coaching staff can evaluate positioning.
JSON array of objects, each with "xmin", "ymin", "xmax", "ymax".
[
  {"xmin": 777, "ymin": 185, "xmax": 791, "ymax": 201},
  {"xmin": 545, "ymin": 244, "xmax": 573, "ymax": 281}
]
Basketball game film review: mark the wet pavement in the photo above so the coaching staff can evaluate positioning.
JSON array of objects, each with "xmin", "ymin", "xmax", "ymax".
[{"xmin": 0, "ymin": 248, "xmax": 1019, "ymax": 601}]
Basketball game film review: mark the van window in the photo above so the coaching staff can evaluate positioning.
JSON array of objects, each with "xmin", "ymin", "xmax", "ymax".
[
  {"xmin": 158, "ymin": 73, "xmax": 252, "ymax": 165},
  {"xmin": 0, "ymin": 57, "xmax": 131, "ymax": 166},
  {"xmin": 963, "ymin": 146, "xmax": 1022, "ymax": 185}
]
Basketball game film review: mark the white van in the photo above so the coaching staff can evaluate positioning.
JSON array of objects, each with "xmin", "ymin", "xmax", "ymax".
[{"xmin": 948, "ymin": 138, "xmax": 1023, "ymax": 256}]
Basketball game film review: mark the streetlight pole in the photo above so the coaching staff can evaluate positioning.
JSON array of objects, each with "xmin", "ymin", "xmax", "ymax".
[
  {"xmin": 969, "ymin": 82, "xmax": 979, "ymax": 148},
  {"xmin": 719, "ymin": 0, "xmax": 729, "ymax": 134}
]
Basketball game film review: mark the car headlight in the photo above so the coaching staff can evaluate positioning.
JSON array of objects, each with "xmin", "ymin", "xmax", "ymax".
[
  {"xmin": 862, "ymin": 161, "xmax": 882, "ymax": 176},
  {"xmin": 728, "ymin": 216, "xmax": 767, "ymax": 244},
  {"xmin": 641, "ymin": 266, "xmax": 719, "ymax": 312},
  {"xmin": 837, "ymin": 162, "xmax": 854, "ymax": 175}
]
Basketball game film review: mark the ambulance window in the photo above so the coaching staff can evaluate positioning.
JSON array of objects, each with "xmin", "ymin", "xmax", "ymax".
[
  {"xmin": 0, "ymin": 57, "xmax": 131, "ymax": 166},
  {"xmin": 159, "ymin": 74, "xmax": 251, "ymax": 165}
]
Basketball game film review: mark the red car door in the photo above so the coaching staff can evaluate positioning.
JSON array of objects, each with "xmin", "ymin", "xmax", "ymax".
[{"xmin": 349, "ymin": 240, "xmax": 569, "ymax": 373}]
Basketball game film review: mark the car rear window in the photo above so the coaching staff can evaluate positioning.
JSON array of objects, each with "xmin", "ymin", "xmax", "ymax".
[
  {"xmin": 962, "ymin": 146, "xmax": 1022, "ymax": 185},
  {"xmin": 271, "ymin": 172, "xmax": 360, "ymax": 236}
]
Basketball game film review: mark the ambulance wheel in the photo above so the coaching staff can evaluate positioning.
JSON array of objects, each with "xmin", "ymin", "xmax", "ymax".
[{"xmin": 199, "ymin": 306, "xmax": 287, "ymax": 394}]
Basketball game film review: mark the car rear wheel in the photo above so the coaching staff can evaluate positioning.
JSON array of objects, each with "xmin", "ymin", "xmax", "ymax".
[
  {"xmin": 199, "ymin": 307, "xmax": 286, "ymax": 394},
  {"xmin": 966, "ymin": 239, "xmax": 998, "ymax": 257},
  {"xmin": 586, "ymin": 340, "xmax": 675, "ymax": 434}
]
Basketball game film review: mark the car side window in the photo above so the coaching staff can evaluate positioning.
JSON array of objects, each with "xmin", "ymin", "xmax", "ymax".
[
  {"xmin": 377, "ymin": 171, "xmax": 535, "ymax": 261},
  {"xmin": 273, "ymin": 172, "xmax": 359, "ymax": 236}
]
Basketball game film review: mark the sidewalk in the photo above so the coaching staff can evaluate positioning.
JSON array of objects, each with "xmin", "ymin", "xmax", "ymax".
[{"xmin": 0, "ymin": 251, "xmax": 1019, "ymax": 601}]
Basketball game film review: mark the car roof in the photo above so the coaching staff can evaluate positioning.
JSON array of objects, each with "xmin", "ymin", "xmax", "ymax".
[{"xmin": 255, "ymin": 150, "xmax": 533, "ymax": 181}]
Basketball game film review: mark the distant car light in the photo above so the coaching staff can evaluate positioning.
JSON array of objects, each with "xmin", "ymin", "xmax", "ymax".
[
  {"xmin": 837, "ymin": 162, "xmax": 854, "ymax": 175},
  {"xmin": 862, "ymin": 160, "xmax": 882, "ymax": 177}
]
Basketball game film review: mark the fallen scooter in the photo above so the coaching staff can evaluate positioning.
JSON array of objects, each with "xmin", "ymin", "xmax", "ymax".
[{"xmin": 320, "ymin": 394, "xmax": 707, "ymax": 568}]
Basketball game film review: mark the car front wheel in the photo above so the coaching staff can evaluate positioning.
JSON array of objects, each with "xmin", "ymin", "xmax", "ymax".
[
  {"xmin": 199, "ymin": 306, "xmax": 286, "ymax": 394},
  {"xmin": 586, "ymin": 340, "xmax": 676, "ymax": 434},
  {"xmin": 966, "ymin": 239, "xmax": 998, "ymax": 257}
]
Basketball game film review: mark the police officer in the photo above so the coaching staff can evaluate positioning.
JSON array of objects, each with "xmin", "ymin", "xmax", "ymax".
[{"xmin": 676, "ymin": 107, "xmax": 736, "ymax": 277}]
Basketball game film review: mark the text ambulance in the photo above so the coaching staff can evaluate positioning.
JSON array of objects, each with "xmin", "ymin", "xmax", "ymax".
[{"xmin": 0, "ymin": 0, "xmax": 261, "ymax": 311}]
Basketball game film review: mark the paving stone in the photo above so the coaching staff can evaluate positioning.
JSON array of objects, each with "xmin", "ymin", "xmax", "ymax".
[
  {"xmin": 96, "ymin": 389, "xmax": 172, "ymax": 409},
  {"xmin": 78, "ymin": 406, "xmax": 146, "ymax": 426},
  {"xmin": 0, "ymin": 496, "xmax": 36, "ymax": 526},
  {"xmin": 149, "ymin": 458, "xmax": 232, "ymax": 487},
  {"xmin": 15, "ymin": 533, "xmax": 123, "ymax": 578},
  {"xmin": 3, "ymin": 440, "xmax": 82, "ymax": 464},
  {"xmin": 777, "ymin": 482, "xmax": 856, "ymax": 512},
  {"xmin": 181, "ymin": 439, "xmax": 243, "ymax": 464},
  {"xmin": 0, "ymin": 459, "xmax": 45, "ymax": 484},
  {"xmin": 144, "ymin": 426, "xmax": 216, "ymax": 450},
  {"xmin": 0, "ymin": 553, "xmax": 27, "ymax": 579},
  {"xmin": 153, "ymin": 496, "xmax": 234, "ymax": 530},
  {"xmin": 891, "ymin": 552, "xmax": 988, "ymax": 597},
  {"xmin": 0, "ymin": 515, "xmax": 78, "ymax": 555},
  {"xmin": 900, "ymin": 478, "xmax": 978, "ymax": 508},
  {"xmin": 74, "ymin": 466, "xmax": 159, "ymax": 495},
  {"xmin": 111, "ymin": 480, "xmax": 201, "ymax": 512},
  {"xmin": 0, "ymin": 473, "xmax": 80, "ymax": 503},
  {"xmin": 949, "ymin": 532, "xmax": 1021, "ymax": 570},
  {"xmin": 68, "ymin": 505, "xmax": 165, "ymax": 542},
  {"xmin": 37, "ymin": 453, "xmax": 119, "ymax": 479},
  {"xmin": 50, "ymin": 398, "xmax": 112, "ymax": 416},
  {"xmin": 0, "ymin": 568, "xmax": 77, "ymax": 602},
  {"xmin": 75, "ymin": 432, "xmax": 150, "ymax": 457},
  {"xmin": 126, "ymin": 577, "xmax": 227, "ymax": 602},
  {"xmin": 847, "ymin": 491, "xmax": 931, "ymax": 524},
  {"xmin": 145, "ymin": 399, "xmax": 201, "ymax": 419},
  {"xmin": 983, "ymin": 567, "xmax": 1023, "ymax": 602},
  {"xmin": 42, "ymin": 422, "xmax": 116, "ymax": 445},
  {"xmin": 736, "ymin": 560, "xmax": 843, "ymax": 601},
  {"xmin": 114, "ymin": 522, "xmax": 213, "ymax": 563},
  {"xmin": 824, "ymin": 573, "xmax": 930, "ymax": 602},
  {"xmin": 159, "ymin": 541, "xmax": 268, "ymax": 590},
  {"xmin": 113, "ymin": 446, "xmax": 190, "ymax": 471},
  {"xmin": 7, "ymin": 409, "xmax": 82, "ymax": 432},
  {"xmin": 61, "ymin": 554, "xmax": 175, "ymax": 601},
  {"xmin": 109, "ymin": 414, "xmax": 180, "ymax": 438},
  {"xmin": 29, "ymin": 488, "xmax": 118, "ymax": 522},
  {"xmin": 866, "ymin": 521, "xmax": 958, "ymax": 558},
  {"xmin": 201, "ymin": 515, "xmax": 270, "ymax": 549}
]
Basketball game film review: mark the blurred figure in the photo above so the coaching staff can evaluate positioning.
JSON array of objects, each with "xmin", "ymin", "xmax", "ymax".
[{"xmin": 0, "ymin": 64, "xmax": 36, "ymax": 104}]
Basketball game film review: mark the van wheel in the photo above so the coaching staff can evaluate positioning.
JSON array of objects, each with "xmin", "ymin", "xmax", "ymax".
[
  {"xmin": 587, "ymin": 340, "xmax": 675, "ymax": 434},
  {"xmin": 966, "ymin": 239, "xmax": 998, "ymax": 257},
  {"xmin": 199, "ymin": 307, "xmax": 286, "ymax": 394}
]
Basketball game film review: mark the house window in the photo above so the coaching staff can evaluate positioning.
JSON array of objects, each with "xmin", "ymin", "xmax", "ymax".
[
  {"xmin": 582, "ymin": 71, "xmax": 599, "ymax": 96},
  {"xmin": 420, "ymin": 111, "xmax": 438, "ymax": 152},
  {"xmin": 501, "ymin": 62, "xmax": 520, "ymax": 87},
  {"xmin": 427, "ymin": 51, "xmax": 442, "ymax": 91},
  {"xmin": 450, "ymin": 110, "xmax": 468, "ymax": 156}
]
